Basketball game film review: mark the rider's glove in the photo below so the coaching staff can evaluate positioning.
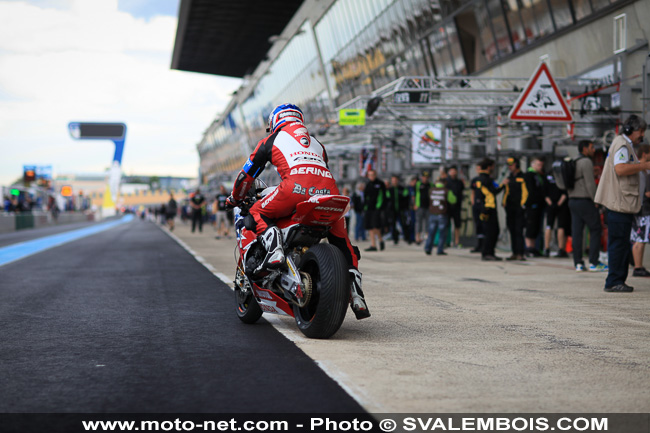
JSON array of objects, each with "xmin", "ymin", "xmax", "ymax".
[{"xmin": 225, "ymin": 195, "xmax": 240, "ymax": 209}]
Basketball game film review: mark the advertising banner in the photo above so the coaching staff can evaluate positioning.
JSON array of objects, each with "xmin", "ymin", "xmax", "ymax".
[{"xmin": 412, "ymin": 124, "xmax": 443, "ymax": 164}]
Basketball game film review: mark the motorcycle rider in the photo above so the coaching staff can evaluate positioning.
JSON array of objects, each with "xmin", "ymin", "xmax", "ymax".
[{"xmin": 226, "ymin": 103, "xmax": 370, "ymax": 319}]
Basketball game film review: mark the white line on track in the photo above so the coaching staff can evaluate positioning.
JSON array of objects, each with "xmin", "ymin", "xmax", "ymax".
[{"xmin": 157, "ymin": 223, "xmax": 374, "ymax": 410}]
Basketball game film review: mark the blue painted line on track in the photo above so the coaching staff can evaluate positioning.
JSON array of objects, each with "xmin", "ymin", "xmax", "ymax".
[{"xmin": 0, "ymin": 214, "xmax": 134, "ymax": 267}]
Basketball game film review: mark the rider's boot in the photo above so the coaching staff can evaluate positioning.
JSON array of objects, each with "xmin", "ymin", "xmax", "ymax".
[
  {"xmin": 254, "ymin": 226, "xmax": 285, "ymax": 274},
  {"xmin": 349, "ymin": 269, "xmax": 371, "ymax": 320}
]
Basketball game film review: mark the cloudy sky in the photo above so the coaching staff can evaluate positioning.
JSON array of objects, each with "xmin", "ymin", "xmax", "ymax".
[{"xmin": 0, "ymin": 0, "xmax": 241, "ymax": 186}]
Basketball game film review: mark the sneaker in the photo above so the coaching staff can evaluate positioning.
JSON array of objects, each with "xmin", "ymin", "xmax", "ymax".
[
  {"xmin": 364, "ymin": 246, "xmax": 378, "ymax": 252},
  {"xmin": 589, "ymin": 263, "xmax": 608, "ymax": 272},
  {"xmin": 632, "ymin": 267, "xmax": 650, "ymax": 277},
  {"xmin": 380, "ymin": 240, "xmax": 385, "ymax": 251},
  {"xmin": 470, "ymin": 248, "xmax": 481, "ymax": 253},
  {"xmin": 543, "ymin": 248, "xmax": 550, "ymax": 258},
  {"xmin": 556, "ymin": 249, "xmax": 569, "ymax": 258},
  {"xmin": 505, "ymin": 254, "xmax": 518, "ymax": 261},
  {"xmin": 575, "ymin": 263, "xmax": 585, "ymax": 272},
  {"xmin": 424, "ymin": 250, "xmax": 432, "ymax": 255},
  {"xmin": 482, "ymin": 255, "xmax": 503, "ymax": 261},
  {"xmin": 604, "ymin": 284, "xmax": 633, "ymax": 293},
  {"xmin": 437, "ymin": 251, "xmax": 447, "ymax": 256},
  {"xmin": 526, "ymin": 248, "xmax": 542, "ymax": 257}
]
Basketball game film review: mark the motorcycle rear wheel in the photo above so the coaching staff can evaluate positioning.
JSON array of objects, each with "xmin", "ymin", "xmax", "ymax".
[
  {"xmin": 234, "ymin": 268, "xmax": 263, "ymax": 324},
  {"xmin": 294, "ymin": 243, "xmax": 349, "ymax": 339}
]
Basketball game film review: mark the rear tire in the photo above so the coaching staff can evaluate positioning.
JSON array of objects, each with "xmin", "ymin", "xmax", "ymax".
[
  {"xmin": 234, "ymin": 269, "xmax": 263, "ymax": 324},
  {"xmin": 294, "ymin": 243, "xmax": 349, "ymax": 339}
]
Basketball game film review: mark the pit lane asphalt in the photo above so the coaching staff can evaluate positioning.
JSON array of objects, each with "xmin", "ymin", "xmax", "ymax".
[
  {"xmin": 0, "ymin": 218, "xmax": 364, "ymax": 413},
  {"xmin": 0, "ymin": 218, "xmax": 111, "ymax": 248}
]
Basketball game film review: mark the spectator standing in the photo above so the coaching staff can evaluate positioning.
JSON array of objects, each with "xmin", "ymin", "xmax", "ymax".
[
  {"xmin": 424, "ymin": 178, "xmax": 455, "ymax": 256},
  {"xmin": 386, "ymin": 175, "xmax": 411, "ymax": 245},
  {"xmin": 414, "ymin": 171, "xmax": 432, "ymax": 245},
  {"xmin": 159, "ymin": 203, "xmax": 167, "ymax": 225},
  {"xmin": 469, "ymin": 162, "xmax": 484, "ymax": 253},
  {"xmin": 351, "ymin": 182, "xmax": 366, "ymax": 241},
  {"xmin": 406, "ymin": 176, "xmax": 418, "ymax": 243},
  {"xmin": 524, "ymin": 156, "xmax": 547, "ymax": 256},
  {"xmin": 190, "ymin": 189, "xmax": 206, "ymax": 233},
  {"xmin": 568, "ymin": 140, "xmax": 605, "ymax": 272},
  {"xmin": 503, "ymin": 157, "xmax": 527, "ymax": 261},
  {"xmin": 166, "ymin": 193, "xmax": 178, "ymax": 231},
  {"xmin": 630, "ymin": 144, "xmax": 650, "ymax": 277},
  {"xmin": 595, "ymin": 115, "xmax": 649, "ymax": 292},
  {"xmin": 214, "ymin": 185, "xmax": 231, "ymax": 239},
  {"xmin": 364, "ymin": 169, "xmax": 386, "ymax": 252},
  {"xmin": 475, "ymin": 158, "xmax": 503, "ymax": 261},
  {"xmin": 445, "ymin": 165, "xmax": 465, "ymax": 248},
  {"xmin": 543, "ymin": 173, "xmax": 570, "ymax": 257}
]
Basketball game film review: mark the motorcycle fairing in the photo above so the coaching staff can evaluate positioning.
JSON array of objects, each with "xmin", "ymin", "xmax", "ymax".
[
  {"xmin": 251, "ymin": 283, "xmax": 294, "ymax": 316},
  {"xmin": 292, "ymin": 195, "xmax": 350, "ymax": 225}
]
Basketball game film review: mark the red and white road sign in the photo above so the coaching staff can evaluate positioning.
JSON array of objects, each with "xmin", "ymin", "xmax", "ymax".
[{"xmin": 508, "ymin": 62, "xmax": 573, "ymax": 123}]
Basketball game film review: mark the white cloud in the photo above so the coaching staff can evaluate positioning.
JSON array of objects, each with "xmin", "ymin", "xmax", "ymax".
[{"xmin": 0, "ymin": 0, "xmax": 241, "ymax": 186}]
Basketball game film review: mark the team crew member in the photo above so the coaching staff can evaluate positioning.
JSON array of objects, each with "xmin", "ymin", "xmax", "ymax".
[
  {"xmin": 502, "ymin": 158, "xmax": 527, "ymax": 261},
  {"xmin": 414, "ymin": 172, "xmax": 432, "ymax": 245},
  {"xmin": 386, "ymin": 175, "xmax": 411, "ymax": 245},
  {"xmin": 226, "ymin": 103, "xmax": 369, "ymax": 318},
  {"xmin": 524, "ymin": 156, "xmax": 547, "ymax": 257},
  {"xmin": 544, "ymin": 173, "xmax": 570, "ymax": 258},
  {"xmin": 469, "ymin": 163, "xmax": 484, "ymax": 253},
  {"xmin": 474, "ymin": 158, "xmax": 502, "ymax": 261},
  {"xmin": 190, "ymin": 189, "xmax": 206, "ymax": 233},
  {"xmin": 595, "ymin": 115, "xmax": 650, "ymax": 292},
  {"xmin": 364, "ymin": 169, "xmax": 386, "ymax": 252},
  {"xmin": 445, "ymin": 165, "xmax": 465, "ymax": 248},
  {"xmin": 424, "ymin": 178, "xmax": 455, "ymax": 256},
  {"xmin": 568, "ymin": 140, "xmax": 604, "ymax": 272}
]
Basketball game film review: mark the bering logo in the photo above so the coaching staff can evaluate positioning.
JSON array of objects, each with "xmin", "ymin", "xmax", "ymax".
[{"xmin": 289, "ymin": 167, "xmax": 332, "ymax": 178}]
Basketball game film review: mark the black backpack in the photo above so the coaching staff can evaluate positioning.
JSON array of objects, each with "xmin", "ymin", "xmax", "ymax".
[{"xmin": 552, "ymin": 156, "xmax": 584, "ymax": 190}]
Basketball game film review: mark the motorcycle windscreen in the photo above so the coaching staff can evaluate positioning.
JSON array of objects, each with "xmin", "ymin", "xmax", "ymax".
[{"xmin": 292, "ymin": 195, "xmax": 350, "ymax": 225}]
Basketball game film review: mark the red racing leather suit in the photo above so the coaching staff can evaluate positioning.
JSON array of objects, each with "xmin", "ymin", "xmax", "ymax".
[{"xmin": 231, "ymin": 121, "xmax": 359, "ymax": 269}]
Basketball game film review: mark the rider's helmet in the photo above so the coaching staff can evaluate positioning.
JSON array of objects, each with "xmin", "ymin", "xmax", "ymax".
[{"xmin": 267, "ymin": 103, "xmax": 304, "ymax": 133}]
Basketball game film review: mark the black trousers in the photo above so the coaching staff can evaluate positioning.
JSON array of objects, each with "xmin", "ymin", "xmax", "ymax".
[
  {"xmin": 605, "ymin": 210, "xmax": 633, "ymax": 287},
  {"xmin": 472, "ymin": 205, "xmax": 484, "ymax": 248},
  {"xmin": 191, "ymin": 211, "xmax": 203, "ymax": 232},
  {"xmin": 506, "ymin": 207, "xmax": 525, "ymax": 255},
  {"xmin": 482, "ymin": 210, "xmax": 499, "ymax": 257},
  {"xmin": 568, "ymin": 198, "xmax": 601, "ymax": 266},
  {"xmin": 388, "ymin": 210, "xmax": 409, "ymax": 244}
]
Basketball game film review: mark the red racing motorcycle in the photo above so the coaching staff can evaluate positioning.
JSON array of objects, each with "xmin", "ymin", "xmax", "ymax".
[{"xmin": 232, "ymin": 184, "xmax": 351, "ymax": 339}]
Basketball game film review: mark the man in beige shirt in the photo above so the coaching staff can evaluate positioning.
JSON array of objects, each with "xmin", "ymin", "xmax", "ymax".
[{"xmin": 595, "ymin": 115, "xmax": 650, "ymax": 292}]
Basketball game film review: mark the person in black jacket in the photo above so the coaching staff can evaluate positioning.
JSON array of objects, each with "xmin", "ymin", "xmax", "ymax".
[
  {"xmin": 386, "ymin": 175, "xmax": 411, "ymax": 245},
  {"xmin": 364, "ymin": 169, "xmax": 386, "ymax": 252},
  {"xmin": 474, "ymin": 158, "xmax": 503, "ymax": 261},
  {"xmin": 445, "ymin": 165, "xmax": 465, "ymax": 248},
  {"xmin": 524, "ymin": 156, "xmax": 547, "ymax": 256},
  {"xmin": 166, "ymin": 193, "xmax": 178, "ymax": 231},
  {"xmin": 502, "ymin": 157, "xmax": 527, "ymax": 261}
]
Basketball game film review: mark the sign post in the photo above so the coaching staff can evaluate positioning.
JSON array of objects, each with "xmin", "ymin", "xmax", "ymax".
[
  {"xmin": 508, "ymin": 62, "xmax": 573, "ymax": 123},
  {"xmin": 68, "ymin": 122, "xmax": 126, "ymax": 217}
]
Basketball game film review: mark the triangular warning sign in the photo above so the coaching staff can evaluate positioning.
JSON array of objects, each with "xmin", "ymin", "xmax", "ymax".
[{"xmin": 508, "ymin": 62, "xmax": 573, "ymax": 123}]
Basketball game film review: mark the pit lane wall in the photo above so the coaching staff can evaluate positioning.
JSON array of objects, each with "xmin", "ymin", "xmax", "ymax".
[{"xmin": 0, "ymin": 211, "xmax": 96, "ymax": 234}]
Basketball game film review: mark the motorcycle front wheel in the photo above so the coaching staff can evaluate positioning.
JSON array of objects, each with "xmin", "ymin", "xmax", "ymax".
[
  {"xmin": 234, "ymin": 268, "xmax": 263, "ymax": 324},
  {"xmin": 294, "ymin": 243, "xmax": 349, "ymax": 339}
]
